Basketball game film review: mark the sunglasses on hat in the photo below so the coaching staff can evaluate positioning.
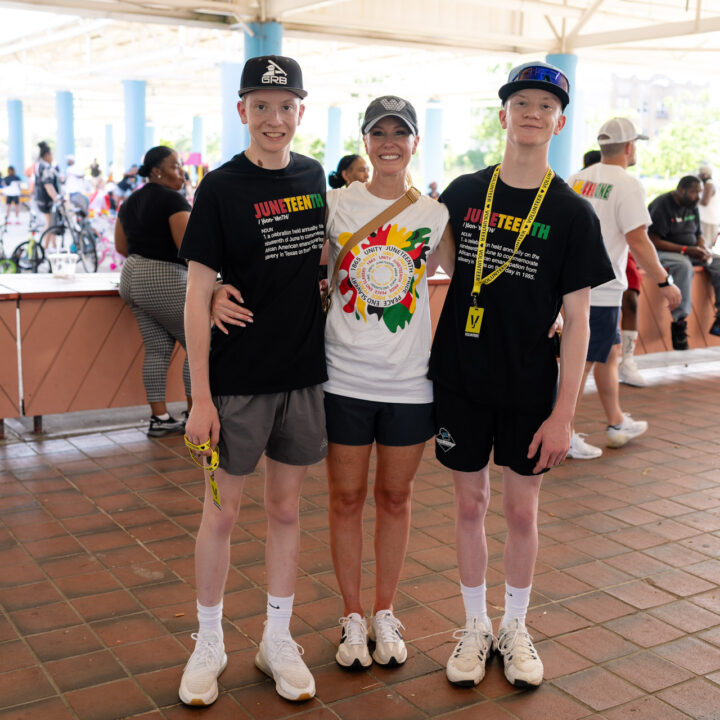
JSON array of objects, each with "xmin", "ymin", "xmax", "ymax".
[{"xmin": 509, "ymin": 66, "xmax": 570, "ymax": 94}]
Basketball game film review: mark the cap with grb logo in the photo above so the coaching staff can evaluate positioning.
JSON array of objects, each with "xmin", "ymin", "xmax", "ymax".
[{"xmin": 238, "ymin": 55, "xmax": 307, "ymax": 98}]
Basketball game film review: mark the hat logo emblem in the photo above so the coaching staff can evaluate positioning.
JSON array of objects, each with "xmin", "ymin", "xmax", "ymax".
[
  {"xmin": 262, "ymin": 59, "xmax": 287, "ymax": 86},
  {"xmin": 380, "ymin": 98, "xmax": 405, "ymax": 112}
]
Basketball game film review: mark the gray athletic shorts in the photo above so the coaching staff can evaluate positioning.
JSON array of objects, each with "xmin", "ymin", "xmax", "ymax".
[{"xmin": 213, "ymin": 385, "xmax": 328, "ymax": 476}]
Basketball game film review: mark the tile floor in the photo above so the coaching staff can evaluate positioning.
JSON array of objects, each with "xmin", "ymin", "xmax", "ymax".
[{"xmin": 1, "ymin": 353, "xmax": 720, "ymax": 719}]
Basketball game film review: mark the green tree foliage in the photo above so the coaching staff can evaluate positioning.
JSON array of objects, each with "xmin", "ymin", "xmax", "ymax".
[{"xmin": 444, "ymin": 106, "xmax": 504, "ymax": 182}]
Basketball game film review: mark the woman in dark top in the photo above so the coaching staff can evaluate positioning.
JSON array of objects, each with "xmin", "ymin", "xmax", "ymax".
[
  {"xmin": 327, "ymin": 154, "xmax": 369, "ymax": 189},
  {"xmin": 115, "ymin": 146, "xmax": 191, "ymax": 436}
]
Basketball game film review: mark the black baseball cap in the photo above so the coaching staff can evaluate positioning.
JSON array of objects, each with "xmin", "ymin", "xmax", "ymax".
[
  {"xmin": 498, "ymin": 61, "xmax": 570, "ymax": 109},
  {"xmin": 238, "ymin": 55, "xmax": 307, "ymax": 98},
  {"xmin": 361, "ymin": 96, "xmax": 418, "ymax": 136}
]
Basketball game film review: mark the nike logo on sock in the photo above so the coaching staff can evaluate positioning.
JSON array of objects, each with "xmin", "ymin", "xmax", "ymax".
[{"xmin": 268, "ymin": 602, "xmax": 280, "ymax": 609}]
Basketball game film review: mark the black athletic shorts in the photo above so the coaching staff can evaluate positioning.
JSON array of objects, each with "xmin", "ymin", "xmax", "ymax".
[
  {"xmin": 5, "ymin": 196, "xmax": 19, "ymax": 205},
  {"xmin": 325, "ymin": 391, "xmax": 434, "ymax": 446},
  {"xmin": 433, "ymin": 383, "xmax": 553, "ymax": 476}
]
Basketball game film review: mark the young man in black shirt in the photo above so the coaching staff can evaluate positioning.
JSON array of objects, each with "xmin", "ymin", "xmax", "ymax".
[
  {"xmin": 648, "ymin": 175, "xmax": 720, "ymax": 347},
  {"xmin": 429, "ymin": 62, "xmax": 613, "ymax": 690},
  {"xmin": 179, "ymin": 55, "xmax": 327, "ymax": 705}
]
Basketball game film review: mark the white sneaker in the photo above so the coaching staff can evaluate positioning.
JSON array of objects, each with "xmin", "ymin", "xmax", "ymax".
[
  {"xmin": 255, "ymin": 625, "xmax": 315, "ymax": 701},
  {"xmin": 496, "ymin": 618, "xmax": 543, "ymax": 688},
  {"xmin": 606, "ymin": 413, "xmax": 648, "ymax": 448},
  {"xmin": 566, "ymin": 432, "xmax": 602, "ymax": 460},
  {"xmin": 368, "ymin": 610, "xmax": 407, "ymax": 666},
  {"xmin": 336, "ymin": 613, "xmax": 372, "ymax": 669},
  {"xmin": 618, "ymin": 359, "xmax": 647, "ymax": 387},
  {"xmin": 178, "ymin": 630, "xmax": 227, "ymax": 706},
  {"xmin": 446, "ymin": 618, "xmax": 495, "ymax": 687}
]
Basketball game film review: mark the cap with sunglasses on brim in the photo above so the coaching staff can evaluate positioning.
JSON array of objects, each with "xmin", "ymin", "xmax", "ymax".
[
  {"xmin": 238, "ymin": 55, "xmax": 307, "ymax": 98},
  {"xmin": 361, "ymin": 96, "xmax": 419, "ymax": 136},
  {"xmin": 597, "ymin": 117, "xmax": 648, "ymax": 145},
  {"xmin": 498, "ymin": 61, "xmax": 571, "ymax": 109}
]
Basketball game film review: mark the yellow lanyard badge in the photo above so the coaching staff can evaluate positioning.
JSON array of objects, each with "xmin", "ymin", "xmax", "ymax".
[
  {"xmin": 184, "ymin": 435, "xmax": 222, "ymax": 510},
  {"xmin": 465, "ymin": 164, "xmax": 554, "ymax": 338}
]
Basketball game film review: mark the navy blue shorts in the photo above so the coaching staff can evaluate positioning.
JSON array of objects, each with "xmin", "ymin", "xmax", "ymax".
[
  {"xmin": 324, "ymin": 391, "xmax": 434, "ymax": 446},
  {"xmin": 587, "ymin": 306, "xmax": 621, "ymax": 363}
]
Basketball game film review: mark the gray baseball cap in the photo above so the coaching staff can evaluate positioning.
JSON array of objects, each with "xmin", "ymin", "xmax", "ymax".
[{"xmin": 361, "ymin": 96, "xmax": 418, "ymax": 135}]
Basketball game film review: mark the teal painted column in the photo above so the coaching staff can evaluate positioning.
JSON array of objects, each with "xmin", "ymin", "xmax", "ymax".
[
  {"xmin": 424, "ymin": 99, "xmax": 443, "ymax": 192},
  {"xmin": 325, "ymin": 106, "xmax": 342, "ymax": 179},
  {"xmin": 546, "ymin": 53, "xmax": 578, "ymax": 181},
  {"xmin": 192, "ymin": 116, "xmax": 204, "ymax": 157},
  {"xmin": 56, "ymin": 91, "xmax": 75, "ymax": 173},
  {"xmin": 221, "ymin": 21, "xmax": 283, "ymax": 162},
  {"xmin": 105, "ymin": 124, "xmax": 114, "ymax": 175},
  {"xmin": 7, "ymin": 100, "xmax": 26, "ymax": 180},
  {"xmin": 123, "ymin": 80, "xmax": 146, "ymax": 170}
]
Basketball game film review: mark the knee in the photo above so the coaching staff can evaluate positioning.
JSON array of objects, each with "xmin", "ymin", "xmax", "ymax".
[
  {"xmin": 503, "ymin": 500, "xmax": 537, "ymax": 535},
  {"xmin": 201, "ymin": 502, "xmax": 238, "ymax": 538},
  {"xmin": 455, "ymin": 490, "xmax": 490, "ymax": 525},
  {"xmin": 374, "ymin": 485, "xmax": 412, "ymax": 517},
  {"xmin": 265, "ymin": 497, "xmax": 299, "ymax": 526},
  {"xmin": 330, "ymin": 486, "xmax": 366, "ymax": 517}
]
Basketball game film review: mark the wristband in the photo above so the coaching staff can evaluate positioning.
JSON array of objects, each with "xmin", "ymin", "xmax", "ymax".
[{"xmin": 681, "ymin": 246, "xmax": 687, "ymax": 254}]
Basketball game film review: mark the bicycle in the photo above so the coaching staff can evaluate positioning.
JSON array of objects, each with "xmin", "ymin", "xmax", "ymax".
[
  {"xmin": 36, "ymin": 196, "xmax": 98, "ymax": 273},
  {"xmin": 11, "ymin": 208, "xmax": 50, "ymax": 273},
  {"xmin": 0, "ymin": 216, "xmax": 18, "ymax": 273}
]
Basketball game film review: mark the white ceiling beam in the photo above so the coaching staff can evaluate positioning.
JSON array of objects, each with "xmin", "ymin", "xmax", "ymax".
[
  {"xmin": 268, "ymin": 0, "xmax": 349, "ymax": 16},
  {"xmin": 566, "ymin": 0, "xmax": 604, "ymax": 42},
  {"xmin": 573, "ymin": 14, "xmax": 720, "ymax": 48}
]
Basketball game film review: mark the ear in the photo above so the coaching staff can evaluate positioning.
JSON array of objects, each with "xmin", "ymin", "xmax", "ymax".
[
  {"xmin": 237, "ymin": 100, "xmax": 248, "ymax": 126},
  {"xmin": 297, "ymin": 103, "xmax": 305, "ymax": 125},
  {"xmin": 411, "ymin": 134, "xmax": 420, "ymax": 155},
  {"xmin": 499, "ymin": 108, "xmax": 508, "ymax": 130},
  {"xmin": 554, "ymin": 114, "xmax": 566, "ymax": 135}
]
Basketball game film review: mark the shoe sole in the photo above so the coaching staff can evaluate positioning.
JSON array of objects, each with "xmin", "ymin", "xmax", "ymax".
[
  {"xmin": 254, "ymin": 651, "xmax": 315, "ymax": 701},
  {"xmin": 147, "ymin": 427, "xmax": 183, "ymax": 437},
  {"xmin": 606, "ymin": 428, "xmax": 647, "ymax": 448},
  {"xmin": 336, "ymin": 654, "xmax": 372, "ymax": 670},
  {"xmin": 371, "ymin": 652, "xmax": 406, "ymax": 667},
  {"xmin": 178, "ymin": 655, "xmax": 227, "ymax": 706},
  {"xmin": 618, "ymin": 378, "xmax": 647, "ymax": 388},
  {"xmin": 498, "ymin": 655, "xmax": 542, "ymax": 689}
]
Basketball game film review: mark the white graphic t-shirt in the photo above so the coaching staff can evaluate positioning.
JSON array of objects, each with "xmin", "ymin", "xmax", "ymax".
[
  {"xmin": 324, "ymin": 182, "xmax": 449, "ymax": 403},
  {"xmin": 568, "ymin": 163, "xmax": 651, "ymax": 307}
]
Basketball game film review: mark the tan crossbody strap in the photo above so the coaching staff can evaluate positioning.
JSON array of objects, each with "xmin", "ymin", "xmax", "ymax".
[{"xmin": 325, "ymin": 186, "xmax": 421, "ymax": 309}]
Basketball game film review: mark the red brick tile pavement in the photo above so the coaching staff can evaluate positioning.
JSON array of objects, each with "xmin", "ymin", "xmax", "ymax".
[{"xmin": 2, "ymin": 366, "xmax": 720, "ymax": 718}]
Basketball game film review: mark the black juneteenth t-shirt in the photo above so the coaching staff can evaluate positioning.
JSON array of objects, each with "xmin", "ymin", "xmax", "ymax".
[
  {"xmin": 429, "ymin": 165, "xmax": 614, "ymax": 409},
  {"xmin": 118, "ymin": 183, "xmax": 191, "ymax": 265},
  {"xmin": 179, "ymin": 152, "xmax": 327, "ymax": 396},
  {"xmin": 648, "ymin": 191, "xmax": 701, "ymax": 248}
]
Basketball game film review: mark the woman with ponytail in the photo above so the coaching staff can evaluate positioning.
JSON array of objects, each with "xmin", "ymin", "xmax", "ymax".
[
  {"xmin": 327, "ymin": 154, "xmax": 369, "ymax": 189},
  {"xmin": 115, "ymin": 146, "xmax": 192, "ymax": 436}
]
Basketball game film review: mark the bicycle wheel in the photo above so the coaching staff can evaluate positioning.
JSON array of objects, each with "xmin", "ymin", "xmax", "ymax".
[
  {"xmin": 0, "ymin": 258, "xmax": 17, "ymax": 273},
  {"xmin": 11, "ymin": 240, "xmax": 51, "ymax": 273},
  {"xmin": 78, "ymin": 229, "xmax": 98, "ymax": 273}
]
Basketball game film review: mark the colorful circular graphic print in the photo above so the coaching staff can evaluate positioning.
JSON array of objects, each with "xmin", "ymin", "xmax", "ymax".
[{"xmin": 350, "ymin": 245, "xmax": 415, "ymax": 308}]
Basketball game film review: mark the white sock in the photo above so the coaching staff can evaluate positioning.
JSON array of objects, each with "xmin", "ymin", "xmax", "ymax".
[
  {"xmin": 621, "ymin": 330, "xmax": 638, "ymax": 360},
  {"xmin": 461, "ymin": 582, "xmax": 489, "ymax": 627},
  {"xmin": 155, "ymin": 412, "xmax": 170, "ymax": 420},
  {"xmin": 266, "ymin": 593, "xmax": 294, "ymax": 635},
  {"xmin": 501, "ymin": 583, "xmax": 531, "ymax": 628},
  {"xmin": 197, "ymin": 600, "xmax": 223, "ymax": 640}
]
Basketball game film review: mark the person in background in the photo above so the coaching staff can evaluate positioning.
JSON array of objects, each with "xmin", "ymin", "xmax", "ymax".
[
  {"xmin": 648, "ymin": 175, "xmax": 720, "ymax": 346},
  {"xmin": 567, "ymin": 118, "xmax": 680, "ymax": 460},
  {"xmin": 699, "ymin": 165, "xmax": 720, "ymax": 252},
  {"xmin": 3, "ymin": 166, "xmax": 22, "ymax": 224},
  {"xmin": 34, "ymin": 142, "xmax": 61, "ymax": 245},
  {"xmin": 428, "ymin": 180, "xmax": 440, "ymax": 199},
  {"xmin": 114, "ymin": 146, "xmax": 191, "ymax": 437},
  {"xmin": 328, "ymin": 154, "xmax": 369, "ymax": 189}
]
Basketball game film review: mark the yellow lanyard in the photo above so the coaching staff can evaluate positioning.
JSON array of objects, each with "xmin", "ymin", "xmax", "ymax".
[
  {"xmin": 184, "ymin": 435, "xmax": 222, "ymax": 510},
  {"xmin": 470, "ymin": 164, "xmax": 554, "ymax": 304}
]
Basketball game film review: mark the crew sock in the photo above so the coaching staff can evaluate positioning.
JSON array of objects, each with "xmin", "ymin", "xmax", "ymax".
[
  {"xmin": 621, "ymin": 330, "xmax": 638, "ymax": 360},
  {"xmin": 460, "ymin": 582, "xmax": 489, "ymax": 627},
  {"xmin": 266, "ymin": 593, "xmax": 294, "ymax": 635},
  {"xmin": 197, "ymin": 599, "xmax": 223, "ymax": 640},
  {"xmin": 501, "ymin": 583, "xmax": 531, "ymax": 628}
]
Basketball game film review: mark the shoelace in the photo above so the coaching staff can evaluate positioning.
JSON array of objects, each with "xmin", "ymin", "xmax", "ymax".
[
  {"xmin": 271, "ymin": 633, "xmax": 306, "ymax": 664},
  {"xmin": 339, "ymin": 615, "xmax": 366, "ymax": 646},
  {"xmin": 188, "ymin": 632, "xmax": 223, "ymax": 670},
  {"xmin": 451, "ymin": 625, "xmax": 492, "ymax": 659},
  {"xmin": 374, "ymin": 612, "xmax": 405, "ymax": 644},
  {"xmin": 498, "ymin": 623, "xmax": 538, "ymax": 661}
]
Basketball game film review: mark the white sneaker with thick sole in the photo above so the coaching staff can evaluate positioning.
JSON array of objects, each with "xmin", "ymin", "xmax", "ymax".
[
  {"xmin": 566, "ymin": 432, "xmax": 602, "ymax": 460},
  {"xmin": 618, "ymin": 359, "xmax": 648, "ymax": 387},
  {"xmin": 368, "ymin": 610, "xmax": 407, "ymax": 666},
  {"xmin": 178, "ymin": 630, "xmax": 227, "ymax": 706},
  {"xmin": 255, "ymin": 626, "xmax": 315, "ymax": 701},
  {"xmin": 446, "ymin": 618, "xmax": 495, "ymax": 687},
  {"xmin": 496, "ymin": 619, "xmax": 543, "ymax": 688},
  {"xmin": 336, "ymin": 613, "xmax": 372, "ymax": 669},
  {"xmin": 606, "ymin": 413, "xmax": 648, "ymax": 448}
]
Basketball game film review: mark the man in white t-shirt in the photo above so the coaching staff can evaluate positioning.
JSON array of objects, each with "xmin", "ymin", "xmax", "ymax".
[
  {"xmin": 699, "ymin": 165, "xmax": 720, "ymax": 251},
  {"xmin": 567, "ymin": 118, "xmax": 681, "ymax": 459}
]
